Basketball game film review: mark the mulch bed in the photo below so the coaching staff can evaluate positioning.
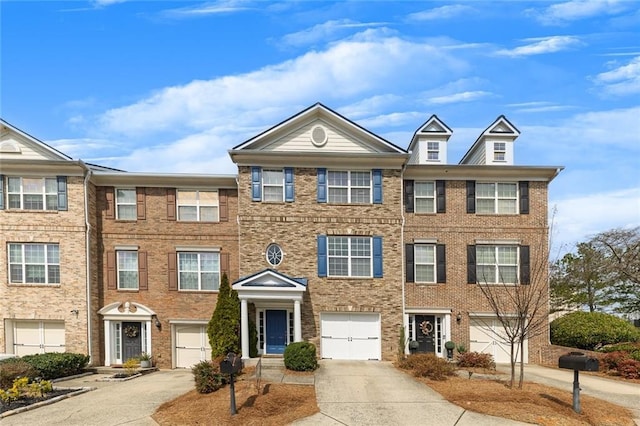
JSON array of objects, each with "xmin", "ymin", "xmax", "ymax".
[{"xmin": 0, "ymin": 388, "xmax": 78, "ymax": 414}]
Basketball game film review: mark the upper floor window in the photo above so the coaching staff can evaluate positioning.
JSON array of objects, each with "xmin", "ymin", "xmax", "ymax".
[
  {"xmin": 405, "ymin": 243, "xmax": 446, "ymax": 284},
  {"xmin": 251, "ymin": 167, "xmax": 294, "ymax": 202},
  {"xmin": 8, "ymin": 243, "xmax": 60, "ymax": 284},
  {"xmin": 7, "ymin": 177, "xmax": 57, "ymax": 210},
  {"xmin": 116, "ymin": 189, "xmax": 136, "ymax": 220},
  {"xmin": 476, "ymin": 182, "xmax": 517, "ymax": 214},
  {"xmin": 404, "ymin": 180, "xmax": 445, "ymax": 214},
  {"xmin": 328, "ymin": 236, "xmax": 371, "ymax": 277},
  {"xmin": 178, "ymin": 251, "xmax": 220, "ymax": 291},
  {"xmin": 414, "ymin": 181, "xmax": 436, "ymax": 213},
  {"xmin": 474, "ymin": 245, "xmax": 518, "ymax": 284},
  {"xmin": 427, "ymin": 142, "xmax": 439, "ymax": 161},
  {"xmin": 415, "ymin": 245, "xmax": 436, "ymax": 283},
  {"xmin": 262, "ymin": 169, "xmax": 284, "ymax": 202},
  {"xmin": 117, "ymin": 250, "xmax": 139, "ymax": 290},
  {"xmin": 177, "ymin": 190, "xmax": 218, "ymax": 221},
  {"xmin": 493, "ymin": 142, "xmax": 506, "ymax": 161},
  {"xmin": 328, "ymin": 171, "xmax": 371, "ymax": 204}
]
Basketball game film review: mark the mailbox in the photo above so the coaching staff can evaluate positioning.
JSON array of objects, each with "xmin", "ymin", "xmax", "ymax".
[
  {"xmin": 558, "ymin": 352, "xmax": 599, "ymax": 372},
  {"xmin": 220, "ymin": 352, "xmax": 243, "ymax": 375}
]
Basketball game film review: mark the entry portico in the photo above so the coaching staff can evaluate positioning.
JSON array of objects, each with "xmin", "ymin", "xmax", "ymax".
[{"xmin": 232, "ymin": 269, "xmax": 307, "ymax": 359}]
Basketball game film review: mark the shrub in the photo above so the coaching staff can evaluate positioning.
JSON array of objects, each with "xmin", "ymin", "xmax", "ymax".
[
  {"xmin": 123, "ymin": 358, "xmax": 139, "ymax": 376},
  {"xmin": 0, "ymin": 377, "xmax": 53, "ymax": 404},
  {"xmin": 456, "ymin": 351, "xmax": 496, "ymax": 370},
  {"xmin": 601, "ymin": 351, "xmax": 628, "ymax": 371},
  {"xmin": 192, "ymin": 361, "xmax": 226, "ymax": 393},
  {"xmin": 0, "ymin": 360, "xmax": 38, "ymax": 390},
  {"xmin": 207, "ymin": 273, "xmax": 241, "ymax": 358},
  {"xmin": 397, "ymin": 353, "xmax": 456, "ymax": 381},
  {"xmin": 550, "ymin": 312, "xmax": 640, "ymax": 350},
  {"xmin": 284, "ymin": 342, "xmax": 318, "ymax": 371},
  {"xmin": 4, "ymin": 353, "xmax": 90, "ymax": 381},
  {"xmin": 618, "ymin": 359, "xmax": 640, "ymax": 380}
]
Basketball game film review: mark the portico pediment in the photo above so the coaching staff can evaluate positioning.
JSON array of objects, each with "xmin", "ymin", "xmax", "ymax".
[
  {"xmin": 98, "ymin": 301, "xmax": 156, "ymax": 320},
  {"xmin": 233, "ymin": 269, "xmax": 308, "ymax": 293}
]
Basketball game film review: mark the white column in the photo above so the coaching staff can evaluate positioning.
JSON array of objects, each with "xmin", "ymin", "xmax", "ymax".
[
  {"xmin": 294, "ymin": 299, "xmax": 302, "ymax": 342},
  {"xmin": 104, "ymin": 320, "xmax": 111, "ymax": 366},
  {"xmin": 240, "ymin": 298, "xmax": 249, "ymax": 359}
]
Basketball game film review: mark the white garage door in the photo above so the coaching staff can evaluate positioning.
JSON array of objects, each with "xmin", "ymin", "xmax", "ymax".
[
  {"xmin": 175, "ymin": 324, "xmax": 211, "ymax": 368},
  {"xmin": 321, "ymin": 313, "xmax": 380, "ymax": 360},
  {"xmin": 14, "ymin": 321, "xmax": 65, "ymax": 356},
  {"xmin": 469, "ymin": 317, "xmax": 528, "ymax": 364}
]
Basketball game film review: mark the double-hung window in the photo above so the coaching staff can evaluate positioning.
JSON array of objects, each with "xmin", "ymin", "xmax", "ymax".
[
  {"xmin": 8, "ymin": 243, "xmax": 60, "ymax": 284},
  {"xmin": 262, "ymin": 169, "xmax": 284, "ymax": 202},
  {"xmin": 177, "ymin": 251, "xmax": 220, "ymax": 291},
  {"xmin": 115, "ymin": 189, "xmax": 136, "ymax": 220},
  {"xmin": 493, "ymin": 142, "xmax": 506, "ymax": 161},
  {"xmin": 427, "ymin": 142, "xmax": 439, "ymax": 161},
  {"xmin": 476, "ymin": 182, "xmax": 517, "ymax": 214},
  {"xmin": 415, "ymin": 245, "xmax": 436, "ymax": 283},
  {"xmin": 117, "ymin": 251, "xmax": 139, "ymax": 289},
  {"xmin": 177, "ymin": 190, "xmax": 219, "ymax": 221},
  {"xmin": 328, "ymin": 171, "xmax": 371, "ymax": 204},
  {"xmin": 328, "ymin": 236, "xmax": 371, "ymax": 277},
  {"xmin": 7, "ymin": 177, "xmax": 58, "ymax": 210},
  {"xmin": 414, "ymin": 181, "xmax": 436, "ymax": 213},
  {"xmin": 475, "ymin": 245, "xmax": 518, "ymax": 284}
]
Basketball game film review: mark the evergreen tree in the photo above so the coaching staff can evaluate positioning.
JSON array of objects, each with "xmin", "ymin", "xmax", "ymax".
[{"xmin": 207, "ymin": 273, "xmax": 241, "ymax": 358}]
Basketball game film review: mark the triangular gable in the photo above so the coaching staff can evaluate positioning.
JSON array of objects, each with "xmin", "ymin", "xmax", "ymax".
[
  {"xmin": 233, "ymin": 269, "xmax": 308, "ymax": 291},
  {"xmin": 98, "ymin": 301, "xmax": 156, "ymax": 319},
  {"xmin": 418, "ymin": 115, "xmax": 453, "ymax": 135},
  {"xmin": 232, "ymin": 103, "xmax": 406, "ymax": 155},
  {"xmin": 0, "ymin": 119, "xmax": 72, "ymax": 161},
  {"xmin": 482, "ymin": 115, "xmax": 520, "ymax": 137}
]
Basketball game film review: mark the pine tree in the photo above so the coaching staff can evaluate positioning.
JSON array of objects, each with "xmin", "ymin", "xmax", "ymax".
[{"xmin": 207, "ymin": 273, "xmax": 241, "ymax": 358}]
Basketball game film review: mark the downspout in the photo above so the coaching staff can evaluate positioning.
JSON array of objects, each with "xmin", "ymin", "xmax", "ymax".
[
  {"xmin": 83, "ymin": 165, "xmax": 94, "ymax": 364},
  {"xmin": 400, "ymin": 158, "xmax": 407, "ymax": 354}
]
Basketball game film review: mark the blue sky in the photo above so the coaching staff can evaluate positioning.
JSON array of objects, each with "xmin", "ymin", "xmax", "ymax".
[{"xmin": 2, "ymin": 0, "xmax": 639, "ymax": 254}]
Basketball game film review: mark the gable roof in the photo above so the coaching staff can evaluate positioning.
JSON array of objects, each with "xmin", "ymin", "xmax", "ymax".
[
  {"xmin": 407, "ymin": 114, "xmax": 452, "ymax": 152},
  {"xmin": 459, "ymin": 115, "xmax": 520, "ymax": 164},
  {"xmin": 1, "ymin": 119, "xmax": 73, "ymax": 161}
]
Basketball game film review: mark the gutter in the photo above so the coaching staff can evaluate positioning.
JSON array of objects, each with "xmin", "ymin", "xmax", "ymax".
[{"xmin": 82, "ymin": 163, "xmax": 94, "ymax": 365}]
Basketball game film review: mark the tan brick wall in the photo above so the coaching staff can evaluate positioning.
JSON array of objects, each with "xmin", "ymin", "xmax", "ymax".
[
  {"xmin": 96, "ymin": 186, "xmax": 239, "ymax": 368},
  {"xmin": 0, "ymin": 176, "xmax": 90, "ymax": 356},
  {"xmin": 237, "ymin": 167, "xmax": 404, "ymax": 361}
]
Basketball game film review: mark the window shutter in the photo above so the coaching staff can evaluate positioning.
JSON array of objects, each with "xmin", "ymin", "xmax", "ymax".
[
  {"xmin": 404, "ymin": 180, "xmax": 414, "ymax": 213},
  {"xmin": 467, "ymin": 245, "xmax": 476, "ymax": 284},
  {"xmin": 138, "ymin": 251, "xmax": 148, "ymax": 290},
  {"xmin": 56, "ymin": 176, "xmax": 67, "ymax": 211},
  {"xmin": 436, "ymin": 180, "xmax": 446, "ymax": 213},
  {"xmin": 284, "ymin": 167, "xmax": 295, "ymax": 202},
  {"xmin": 251, "ymin": 167, "xmax": 262, "ymax": 201},
  {"xmin": 373, "ymin": 236, "xmax": 383, "ymax": 278},
  {"xmin": 405, "ymin": 243, "xmax": 414, "ymax": 283},
  {"xmin": 317, "ymin": 235, "xmax": 327, "ymax": 277},
  {"xmin": 436, "ymin": 244, "xmax": 446, "ymax": 283},
  {"xmin": 372, "ymin": 169, "xmax": 383, "ymax": 204},
  {"xmin": 105, "ymin": 187, "xmax": 115, "ymax": 219},
  {"xmin": 168, "ymin": 252, "xmax": 177, "ymax": 291},
  {"xmin": 221, "ymin": 252, "xmax": 230, "ymax": 278},
  {"xmin": 107, "ymin": 251, "xmax": 116, "ymax": 290},
  {"xmin": 219, "ymin": 189, "xmax": 228, "ymax": 221},
  {"xmin": 520, "ymin": 245, "xmax": 530, "ymax": 285},
  {"xmin": 166, "ymin": 189, "xmax": 176, "ymax": 221},
  {"xmin": 519, "ymin": 181, "xmax": 529, "ymax": 215},
  {"xmin": 0, "ymin": 174, "xmax": 4, "ymax": 210},
  {"xmin": 317, "ymin": 168, "xmax": 327, "ymax": 203},
  {"xmin": 136, "ymin": 187, "xmax": 146, "ymax": 220},
  {"xmin": 466, "ymin": 181, "xmax": 476, "ymax": 214}
]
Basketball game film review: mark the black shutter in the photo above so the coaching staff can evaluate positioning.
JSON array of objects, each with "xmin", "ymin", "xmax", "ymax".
[
  {"xmin": 519, "ymin": 181, "xmax": 529, "ymax": 214},
  {"xmin": 436, "ymin": 244, "xmax": 446, "ymax": 283},
  {"xmin": 436, "ymin": 180, "xmax": 446, "ymax": 213},
  {"xmin": 466, "ymin": 181, "xmax": 476, "ymax": 213},
  {"xmin": 467, "ymin": 245, "xmax": 476, "ymax": 284},
  {"xmin": 404, "ymin": 180, "xmax": 414, "ymax": 213},
  {"xmin": 0, "ymin": 174, "xmax": 4, "ymax": 210},
  {"xmin": 520, "ymin": 245, "xmax": 530, "ymax": 285},
  {"xmin": 405, "ymin": 243, "xmax": 414, "ymax": 283}
]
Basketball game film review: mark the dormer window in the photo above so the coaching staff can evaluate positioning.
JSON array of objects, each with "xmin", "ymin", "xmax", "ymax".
[
  {"xmin": 493, "ymin": 142, "xmax": 506, "ymax": 162},
  {"xmin": 427, "ymin": 142, "xmax": 439, "ymax": 161}
]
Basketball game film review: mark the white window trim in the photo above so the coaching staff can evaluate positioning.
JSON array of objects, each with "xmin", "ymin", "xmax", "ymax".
[
  {"xmin": 8, "ymin": 243, "xmax": 60, "ymax": 285},
  {"xmin": 7, "ymin": 177, "xmax": 57, "ymax": 211},
  {"xmin": 414, "ymin": 181, "xmax": 436, "ymax": 213},
  {"xmin": 426, "ymin": 141, "xmax": 439, "ymax": 161},
  {"xmin": 176, "ymin": 189, "xmax": 219, "ymax": 222},
  {"xmin": 414, "ymin": 244, "xmax": 436, "ymax": 284},
  {"xmin": 116, "ymin": 250, "xmax": 139, "ymax": 290},
  {"xmin": 327, "ymin": 236, "xmax": 372, "ymax": 278},
  {"xmin": 476, "ymin": 182, "xmax": 518, "ymax": 214},
  {"xmin": 476, "ymin": 245, "xmax": 519, "ymax": 285},
  {"xmin": 262, "ymin": 169, "xmax": 285, "ymax": 202},
  {"xmin": 493, "ymin": 142, "xmax": 506, "ymax": 162},
  {"xmin": 327, "ymin": 170, "xmax": 372, "ymax": 204},
  {"xmin": 115, "ymin": 188, "xmax": 136, "ymax": 220},
  {"xmin": 177, "ymin": 251, "xmax": 221, "ymax": 291}
]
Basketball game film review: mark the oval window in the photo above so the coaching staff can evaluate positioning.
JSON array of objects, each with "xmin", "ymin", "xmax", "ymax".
[{"xmin": 266, "ymin": 243, "xmax": 283, "ymax": 267}]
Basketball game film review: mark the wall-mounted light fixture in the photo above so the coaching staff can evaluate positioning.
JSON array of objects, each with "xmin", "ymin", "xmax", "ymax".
[
  {"xmin": 153, "ymin": 315, "xmax": 161, "ymax": 329},
  {"xmin": 456, "ymin": 312, "xmax": 462, "ymax": 323}
]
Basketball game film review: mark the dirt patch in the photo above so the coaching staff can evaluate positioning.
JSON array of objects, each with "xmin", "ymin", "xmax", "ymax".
[{"xmin": 152, "ymin": 378, "xmax": 318, "ymax": 426}]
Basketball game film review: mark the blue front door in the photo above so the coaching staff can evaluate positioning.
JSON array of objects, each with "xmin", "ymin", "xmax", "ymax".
[{"xmin": 266, "ymin": 310, "xmax": 287, "ymax": 354}]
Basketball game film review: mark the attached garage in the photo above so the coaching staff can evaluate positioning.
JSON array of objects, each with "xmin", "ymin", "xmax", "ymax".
[
  {"xmin": 320, "ymin": 313, "xmax": 380, "ymax": 360},
  {"xmin": 174, "ymin": 324, "xmax": 211, "ymax": 368},
  {"xmin": 13, "ymin": 321, "xmax": 65, "ymax": 356},
  {"xmin": 469, "ymin": 317, "xmax": 528, "ymax": 364}
]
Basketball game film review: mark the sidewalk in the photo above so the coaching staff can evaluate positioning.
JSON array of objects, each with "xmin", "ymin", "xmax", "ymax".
[{"xmin": 496, "ymin": 364, "xmax": 640, "ymax": 424}]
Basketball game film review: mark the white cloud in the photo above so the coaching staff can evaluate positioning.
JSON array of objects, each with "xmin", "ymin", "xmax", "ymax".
[
  {"xmin": 161, "ymin": 0, "xmax": 250, "ymax": 17},
  {"xmin": 338, "ymin": 95, "xmax": 404, "ymax": 120},
  {"xmin": 280, "ymin": 19, "xmax": 387, "ymax": 47},
  {"xmin": 528, "ymin": 0, "xmax": 629, "ymax": 25},
  {"xmin": 408, "ymin": 5, "xmax": 474, "ymax": 21},
  {"xmin": 495, "ymin": 36, "xmax": 582, "ymax": 57},
  {"xmin": 592, "ymin": 56, "xmax": 640, "ymax": 96},
  {"xmin": 93, "ymin": 0, "xmax": 127, "ymax": 5},
  {"xmin": 506, "ymin": 101, "xmax": 575, "ymax": 113},
  {"xmin": 427, "ymin": 91, "xmax": 491, "ymax": 104}
]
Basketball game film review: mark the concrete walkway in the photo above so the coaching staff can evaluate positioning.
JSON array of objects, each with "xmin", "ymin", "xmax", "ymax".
[
  {"xmin": 292, "ymin": 360, "xmax": 528, "ymax": 426},
  {"xmin": 1, "ymin": 369, "xmax": 194, "ymax": 425}
]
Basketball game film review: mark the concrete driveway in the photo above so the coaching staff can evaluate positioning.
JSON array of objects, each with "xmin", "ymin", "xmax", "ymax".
[
  {"xmin": 1, "ymin": 369, "xmax": 194, "ymax": 425},
  {"xmin": 292, "ymin": 360, "xmax": 527, "ymax": 426}
]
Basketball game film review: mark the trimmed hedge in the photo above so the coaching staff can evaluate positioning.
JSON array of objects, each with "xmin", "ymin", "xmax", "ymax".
[
  {"xmin": 550, "ymin": 312, "xmax": 640, "ymax": 350},
  {"xmin": 283, "ymin": 342, "xmax": 318, "ymax": 371},
  {"xmin": 192, "ymin": 360, "xmax": 226, "ymax": 393},
  {"xmin": 0, "ymin": 353, "xmax": 89, "ymax": 381}
]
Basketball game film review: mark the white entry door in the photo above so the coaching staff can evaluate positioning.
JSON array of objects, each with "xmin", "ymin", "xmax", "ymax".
[
  {"xmin": 175, "ymin": 324, "xmax": 211, "ymax": 368},
  {"xmin": 321, "ymin": 313, "xmax": 380, "ymax": 360},
  {"xmin": 14, "ymin": 321, "xmax": 65, "ymax": 356},
  {"xmin": 469, "ymin": 317, "xmax": 528, "ymax": 363}
]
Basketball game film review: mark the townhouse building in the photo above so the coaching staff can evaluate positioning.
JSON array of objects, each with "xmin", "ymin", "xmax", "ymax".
[{"xmin": 0, "ymin": 104, "xmax": 561, "ymax": 368}]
